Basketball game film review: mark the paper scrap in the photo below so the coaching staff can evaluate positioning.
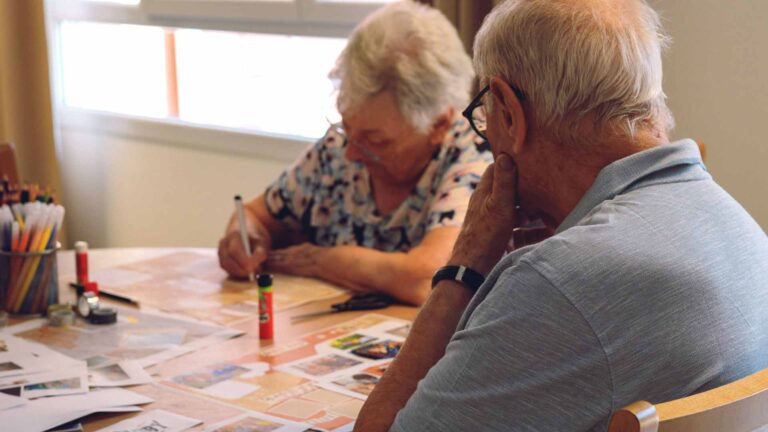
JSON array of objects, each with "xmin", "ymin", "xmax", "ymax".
[
  {"xmin": 0, "ymin": 392, "xmax": 25, "ymax": 410},
  {"xmin": 203, "ymin": 412, "xmax": 317, "ymax": 432},
  {"xmin": 89, "ymin": 360, "xmax": 153, "ymax": 387},
  {"xmin": 0, "ymin": 364, "xmax": 90, "ymax": 399},
  {"xmin": 94, "ymin": 409, "xmax": 201, "ymax": 432},
  {"xmin": 201, "ymin": 380, "xmax": 261, "ymax": 400},
  {"xmin": 239, "ymin": 361, "xmax": 270, "ymax": 378}
]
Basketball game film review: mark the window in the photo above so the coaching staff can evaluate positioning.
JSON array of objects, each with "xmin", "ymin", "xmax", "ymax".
[
  {"xmin": 60, "ymin": 22, "xmax": 169, "ymax": 119},
  {"xmin": 47, "ymin": 0, "xmax": 393, "ymax": 147},
  {"xmin": 58, "ymin": 21, "xmax": 345, "ymax": 138}
]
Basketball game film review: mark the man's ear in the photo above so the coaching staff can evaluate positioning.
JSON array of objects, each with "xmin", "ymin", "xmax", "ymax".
[
  {"xmin": 428, "ymin": 107, "xmax": 455, "ymax": 147},
  {"xmin": 489, "ymin": 76, "xmax": 527, "ymax": 154}
]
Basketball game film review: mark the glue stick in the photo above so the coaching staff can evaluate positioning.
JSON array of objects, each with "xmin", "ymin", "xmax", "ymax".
[
  {"xmin": 75, "ymin": 241, "xmax": 89, "ymax": 284},
  {"xmin": 258, "ymin": 274, "xmax": 274, "ymax": 339}
]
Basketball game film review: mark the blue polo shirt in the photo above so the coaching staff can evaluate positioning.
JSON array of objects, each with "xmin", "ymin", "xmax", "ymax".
[{"xmin": 392, "ymin": 140, "xmax": 768, "ymax": 432}]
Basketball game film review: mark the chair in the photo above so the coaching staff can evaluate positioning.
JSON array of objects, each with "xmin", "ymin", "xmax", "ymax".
[
  {"xmin": 697, "ymin": 141, "xmax": 707, "ymax": 162},
  {"xmin": 0, "ymin": 142, "xmax": 19, "ymax": 183},
  {"xmin": 608, "ymin": 368, "xmax": 768, "ymax": 432}
]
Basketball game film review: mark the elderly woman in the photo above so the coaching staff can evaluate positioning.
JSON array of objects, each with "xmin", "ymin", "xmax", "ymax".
[{"xmin": 218, "ymin": 1, "xmax": 491, "ymax": 305}]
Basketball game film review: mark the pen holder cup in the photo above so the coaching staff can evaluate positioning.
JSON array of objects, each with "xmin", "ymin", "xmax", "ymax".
[{"xmin": 0, "ymin": 246, "xmax": 60, "ymax": 315}]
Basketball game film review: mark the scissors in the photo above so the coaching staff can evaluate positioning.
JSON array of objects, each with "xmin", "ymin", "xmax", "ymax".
[{"xmin": 291, "ymin": 293, "xmax": 395, "ymax": 322}]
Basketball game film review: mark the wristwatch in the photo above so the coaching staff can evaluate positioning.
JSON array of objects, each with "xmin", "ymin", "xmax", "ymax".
[{"xmin": 431, "ymin": 265, "xmax": 485, "ymax": 292}]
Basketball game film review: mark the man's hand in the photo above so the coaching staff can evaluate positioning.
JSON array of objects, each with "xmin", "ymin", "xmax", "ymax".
[
  {"xmin": 266, "ymin": 243, "xmax": 324, "ymax": 278},
  {"xmin": 449, "ymin": 153, "xmax": 518, "ymax": 274},
  {"xmin": 218, "ymin": 231, "xmax": 269, "ymax": 279}
]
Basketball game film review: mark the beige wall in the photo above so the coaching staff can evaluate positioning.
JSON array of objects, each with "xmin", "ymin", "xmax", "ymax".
[
  {"xmin": 59, "ymin": 128, "xmax": 292, "ymax": 248},
  {"xmin": 57, "ymin": 0, "xmax": 767, "ymax": 249},
  {"xmin": 653, "ymin": 0, "xmax": 768, "ymax": 229}
]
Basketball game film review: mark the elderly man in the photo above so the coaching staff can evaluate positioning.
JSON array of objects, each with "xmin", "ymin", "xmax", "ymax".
[{"xmin": 355, "ymin": 0, "xmax": 768, "ymax": 431}]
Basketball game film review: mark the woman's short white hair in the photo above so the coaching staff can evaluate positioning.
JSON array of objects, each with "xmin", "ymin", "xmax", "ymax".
[
  {"xmin": 331, "ymin": 1, "xmax": 474, "ymax": 134},
  {"xmin": 474, "ymin": 0, "xmax": 674, "ymax": 143}
]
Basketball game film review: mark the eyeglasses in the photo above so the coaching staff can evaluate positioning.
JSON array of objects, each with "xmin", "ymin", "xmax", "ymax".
[
  {"xmin": 462, "ymin": 84, "xmax": 525, "ymax": 140},
  {"xmin": 328, "ymin": 121, "xmax": 382, "ymax": 163}
]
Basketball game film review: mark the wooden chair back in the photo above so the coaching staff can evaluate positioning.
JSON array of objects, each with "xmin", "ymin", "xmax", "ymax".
[
  {"xmin": 608, "ymin": 368, "xmax": 768, "ymax": 432},
  {"xmin": 0, "ymin": 142, "xmax": 19, "ymax": 183},
  {"xmin": 697, "ymin": 141, "xmax": 707, "ymax": 162}
]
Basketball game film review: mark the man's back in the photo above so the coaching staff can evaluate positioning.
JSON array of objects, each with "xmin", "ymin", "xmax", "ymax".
[
  {"xmin": 391, "ymin": 141, "xmax": 768, "ymax": 431},
  {"xmin": 534, "ymin": 147, "xmax": 768, "ymax": 409}
]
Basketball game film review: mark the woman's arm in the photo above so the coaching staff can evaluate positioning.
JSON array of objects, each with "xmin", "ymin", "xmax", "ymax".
[{"xmin": 266, "ymin": 227, "xmax": 459, "ymax": 306}]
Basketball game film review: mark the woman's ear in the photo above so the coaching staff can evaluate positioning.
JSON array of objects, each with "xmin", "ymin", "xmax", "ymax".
[
  {"xmin": 428, "ymin": 108, "xmax": 455, "ymax": 147},
  {"xmin": 489, "ymin": 76, "xmax": 527, "ymax": 155}
]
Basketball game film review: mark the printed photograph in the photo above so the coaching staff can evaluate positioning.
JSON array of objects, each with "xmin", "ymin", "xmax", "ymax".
[
  {"xmin": 24, "ymin": 377, "xmax": 81, "ymax": 392},
  {"xmin": 172, "ymin": 363, "xmax": 250, "ymax": 389},
  {"xmin": 351, "ymin": 340, "xmax": 402, "ymax": 360},
  {"xmin": 331, "ymin": 373, "xmax": 379, "ymax": 397},
  {"xmin": 210, "ymin": 416, "xmax": 284, "ymax": 432},
  {"xmin": 386, "ymin": 325, "xmax": 411, "ymax": 339},
  {"xmin": 330, "ymin": 334, "xmax": 376, "ymax": 350},
  {"xmin": 293, "ymin": 355, "xmax": 362, "ymax": 377},
  {"xmin": 362, "ymin": 362, "xmax": 390, "ymax": 378}
]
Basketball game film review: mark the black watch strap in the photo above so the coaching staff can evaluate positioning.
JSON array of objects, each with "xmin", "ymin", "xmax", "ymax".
[{"xmin": 432, "ymin": 265, "xmax": 485, "ymax": 292}]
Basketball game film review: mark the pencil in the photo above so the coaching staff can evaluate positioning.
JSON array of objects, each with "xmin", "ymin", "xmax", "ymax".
[{"xmin": 234, "ymin": 195, "xmax": 255, "ymax": 283}]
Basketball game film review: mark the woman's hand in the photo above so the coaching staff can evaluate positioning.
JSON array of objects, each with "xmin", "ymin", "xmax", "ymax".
[
  {"xmin": 218, "ymin": 231, "xmax": 269, "ymax": 279},
  {"xmin": 266, "ymin": 243, "xmax": 325, "ymax": 278}
]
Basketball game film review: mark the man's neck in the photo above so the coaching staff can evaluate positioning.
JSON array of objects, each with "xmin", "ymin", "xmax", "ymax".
[{"xmin": 543, "ymin": 127, "xmax": 669, "ymax": 228}]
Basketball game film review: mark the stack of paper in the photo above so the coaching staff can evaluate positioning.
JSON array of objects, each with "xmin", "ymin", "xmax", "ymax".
[
  {"xmin": 0, "ymin": 388, "xmax": 154, "ymax": 432},
  {"xmin": 0, "ymin": 334, "xmax": 87, "ymax": 398},
  {"xmin": 0, "ymin": 334, "xmax": 156, "ymax": 432}
]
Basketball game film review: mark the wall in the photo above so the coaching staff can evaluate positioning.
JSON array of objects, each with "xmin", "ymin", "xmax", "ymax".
[
  {"xmin": 653, "ymin": 0, "xmax": 768, "ymax": 229},
  {"xmin": 59, "ymin": 128, "xmax": 294, "ymax": 248}
]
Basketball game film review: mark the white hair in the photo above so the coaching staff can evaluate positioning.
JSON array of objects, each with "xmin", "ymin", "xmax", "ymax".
[
  {"xmin": 474, "ymin": 0, "xmax": 674, "ymax": 143},
  {"xmin": 331, "ymin": 1, "xmax": 474, "ymax": 134}
]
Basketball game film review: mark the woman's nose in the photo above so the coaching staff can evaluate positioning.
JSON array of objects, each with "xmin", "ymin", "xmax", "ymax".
[{"xmin": 346, "ymin": 142, "xmax": 363, "ymax": 161}]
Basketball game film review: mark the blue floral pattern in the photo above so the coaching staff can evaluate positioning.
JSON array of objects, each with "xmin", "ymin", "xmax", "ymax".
[{"xmin": 265, "ymin": 114, "xmax": 492, "ymax": 252}]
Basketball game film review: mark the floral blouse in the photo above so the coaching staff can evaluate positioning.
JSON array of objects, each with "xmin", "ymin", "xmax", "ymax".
[{"xmin": 265, "ymin": 114, "xmax": 493, "ymax": 252}]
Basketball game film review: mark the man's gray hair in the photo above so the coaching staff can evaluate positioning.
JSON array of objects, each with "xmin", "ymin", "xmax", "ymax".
[
  {"xmin": 331, "ymin": 1, "xmax": 474, "ymax": 134},
  {"xmin": 474, "ymin": 0, "xmax": 674, "ymax": 143}
]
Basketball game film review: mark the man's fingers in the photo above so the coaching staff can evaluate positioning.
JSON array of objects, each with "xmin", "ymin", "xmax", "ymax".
[
  {"xmin": 491, "ymin": 153, "xmax": 517, "ymax": 204},
  {"xmin": 473, "ymin": 163, "xmax": 496, "ymax": 198},
  {"xmin": 512, "ymin": 226, "xmax": 554, "ymax": 249}
]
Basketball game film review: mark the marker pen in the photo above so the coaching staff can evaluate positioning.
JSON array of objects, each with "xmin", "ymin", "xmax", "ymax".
[
  {"xmin": 258, "ymin": 274, "xmax": 274, "ymax": 340},
  {"xmin": 75, "ymin": 241, "xmax": 89, "ymax": 284}
]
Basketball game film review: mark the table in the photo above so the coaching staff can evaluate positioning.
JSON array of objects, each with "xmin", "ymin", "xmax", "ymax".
[{"xmin": 52, "ymin": 247, "xmax": 420, "ymax": 431}]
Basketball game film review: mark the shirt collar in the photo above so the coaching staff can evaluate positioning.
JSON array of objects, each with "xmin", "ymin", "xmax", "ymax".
[{"xmin": 557, "ymin": 139, "xmax": 706, "ymax": 233}]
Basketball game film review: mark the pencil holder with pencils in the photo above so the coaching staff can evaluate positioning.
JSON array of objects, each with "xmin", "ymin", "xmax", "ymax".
[
  {"xmin": 1, "ymin": 201, "xmax": 65, "ymax": 315},
  {"xmin": 0, "ymin": 246, "xmax": 60, "ymax": 315}
]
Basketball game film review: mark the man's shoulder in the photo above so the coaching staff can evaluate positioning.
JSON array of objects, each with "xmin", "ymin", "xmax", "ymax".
[{"xmin": 505, "ymin": 181, "xmax": 768, "ymax": 307}]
